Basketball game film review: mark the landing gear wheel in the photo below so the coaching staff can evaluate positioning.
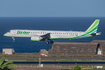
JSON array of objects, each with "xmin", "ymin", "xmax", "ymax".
[
  {"xmin": 50, "ymin": 41, "xmax": 54, "ymax": 44},
  {"xmin": 12, "ymin": 37, "xmax": 15, "ymax": 42},
  {"xmin": 13, "ymin": 40, "xmax": 15, "ymax": 42},
  {"xmin": 46, "ymin": 41, "xmax": 49, "ymax": 44}
]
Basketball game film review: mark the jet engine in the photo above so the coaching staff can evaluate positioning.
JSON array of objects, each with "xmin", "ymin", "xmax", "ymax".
[{"xmin": 31, "ymin": 36, "xmax": 42, "ymax": 42}]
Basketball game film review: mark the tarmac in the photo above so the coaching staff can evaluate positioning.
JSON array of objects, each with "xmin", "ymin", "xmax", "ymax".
[{"xmin": 7, "ymin": 56, "xmax": 105, "ymax": 60}]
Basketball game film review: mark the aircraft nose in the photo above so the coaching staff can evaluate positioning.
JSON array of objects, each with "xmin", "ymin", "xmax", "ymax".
[
  {"xmin": 4, "ymin": 32, "xmax": 8, "ymax": 36},
  {"xmin": 4, "ymin": 34, "xmax": 6, "ymax": 36}
]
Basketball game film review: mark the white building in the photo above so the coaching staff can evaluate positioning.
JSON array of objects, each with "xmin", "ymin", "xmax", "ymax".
[{"xmin": 2, "ymin": 48, "xmax": 15, "ymax": 55}]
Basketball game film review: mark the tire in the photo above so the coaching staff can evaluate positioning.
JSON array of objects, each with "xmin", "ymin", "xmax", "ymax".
[
  {"xmin": 50, "ymin": 41, "xmax": 54, "ymax": 44},
  {"xmin": 46, "ymin": 41, "xmax": 49, "ymax": 44}
]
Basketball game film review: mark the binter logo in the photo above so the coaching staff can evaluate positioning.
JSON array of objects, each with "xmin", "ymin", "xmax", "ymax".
[{"xmin": 17, "ymin": 31, "xmax": 30, "ymax": 34}]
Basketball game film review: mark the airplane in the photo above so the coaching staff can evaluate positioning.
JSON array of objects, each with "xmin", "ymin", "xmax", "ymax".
[{"xmin": 4, "ymin": 19, "xmax": 101, "ymax": 44}]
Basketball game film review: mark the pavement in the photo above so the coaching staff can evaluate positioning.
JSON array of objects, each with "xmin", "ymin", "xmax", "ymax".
[{"xmin": 6, "ymin": 56, "xmax": 105, "ymax": 60}]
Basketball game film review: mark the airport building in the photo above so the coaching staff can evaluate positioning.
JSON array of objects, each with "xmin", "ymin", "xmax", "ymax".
[
  {"xmin": 2, "ymin": 48, "xmax": 15, "ymax": 55},
  {"xmin": 48, "ymin": 40, "xmax": 105, "ymax": 55}
]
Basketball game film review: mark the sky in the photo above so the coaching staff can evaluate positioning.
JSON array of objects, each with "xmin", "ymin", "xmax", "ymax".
[{"xmin": 0, "ymin": 0, "xmax": 105, "ymax": 17}]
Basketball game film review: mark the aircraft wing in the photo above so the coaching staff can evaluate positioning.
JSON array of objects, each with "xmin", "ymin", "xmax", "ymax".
[
  {"xmin": 31, "ymin": 33, "xmax": 50, "ymax": 41},
  {"xmin": 40, "ymin": 33, "xmax": 50, "ymax": 39}
]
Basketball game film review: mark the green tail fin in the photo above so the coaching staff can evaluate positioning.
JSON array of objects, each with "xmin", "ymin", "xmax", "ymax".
[{"xmin": 86, "ymin": 19, "xmax": 100, "ymax": 33}]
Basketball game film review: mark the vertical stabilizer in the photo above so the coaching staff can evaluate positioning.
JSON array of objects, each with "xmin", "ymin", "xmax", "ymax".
[{"xmin": 85, "ymin": 19, "xmax": 100, "ymax": 34}]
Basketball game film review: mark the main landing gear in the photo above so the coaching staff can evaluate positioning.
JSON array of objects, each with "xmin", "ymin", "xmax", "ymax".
[
  {"xmin": 45, "ymin": 39, "xmax": 49, "ymax": 44},
  {"xmin": 12, "ymin": 37, "xmax": 15, "ymax": 42},
  {"xmin": 45, "ymin": 39, "xmax": 54, "ymax": 44},
  {"xmin": 46, "ymin": 41, "xmax": 49, "ymax": 44},
  {"xmin": 50, "ymin": 40, "xmax": 54, "ymax": 44}
]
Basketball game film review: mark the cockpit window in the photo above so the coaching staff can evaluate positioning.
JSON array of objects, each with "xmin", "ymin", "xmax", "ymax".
[{"xmin": 5, "ymin": 32, "xmax": 8, "ymax": 34}]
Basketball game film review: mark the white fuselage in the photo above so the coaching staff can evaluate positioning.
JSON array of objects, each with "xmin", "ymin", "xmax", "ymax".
[{"xmin": 4, "ymin": 29, "xmax": 85, "ymax": 39}]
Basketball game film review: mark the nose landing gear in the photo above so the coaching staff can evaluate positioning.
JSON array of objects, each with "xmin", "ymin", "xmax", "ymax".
[{"xmin": 12, "ymin": 37, "xmax": 15, "ymax": 42}]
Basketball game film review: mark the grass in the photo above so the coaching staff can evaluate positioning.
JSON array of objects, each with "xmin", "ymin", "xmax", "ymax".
[
  {"xmin": 51, "ymin": 55, "xmax": 57, "ymax": 57},
  {"xmin": 54, "ymin": 59, "xmax": 56, "ymax": 61},
  {"xmin": 26, "ymin": 59, "xmax": 39, "ymax": 61},
  {"xmin": 3, "ymin": 54, "xmax": 9, "ymax": 57},
  {"xmin": 59, "ymin": 55, "xmax": 65, "ymax": 57},
  {"xmin": 0, "ymin": 53, "xmax": 104, "ymax": 58},
  {"xmin": 9, "ymin": 58, "xmax": 104, "ymax": 62},
  {"xmin": 60, "ymin": 59, "xmax": 69, "ymax": 61},
  {"xmin": 14, "ymin": 64, "xmax": 105, "ymax": 70}
]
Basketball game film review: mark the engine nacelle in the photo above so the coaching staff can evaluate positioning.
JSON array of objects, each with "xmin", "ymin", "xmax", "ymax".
[{"xmin": 31, "ymin": 36, "xmax": 41, "ymax": 42}]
